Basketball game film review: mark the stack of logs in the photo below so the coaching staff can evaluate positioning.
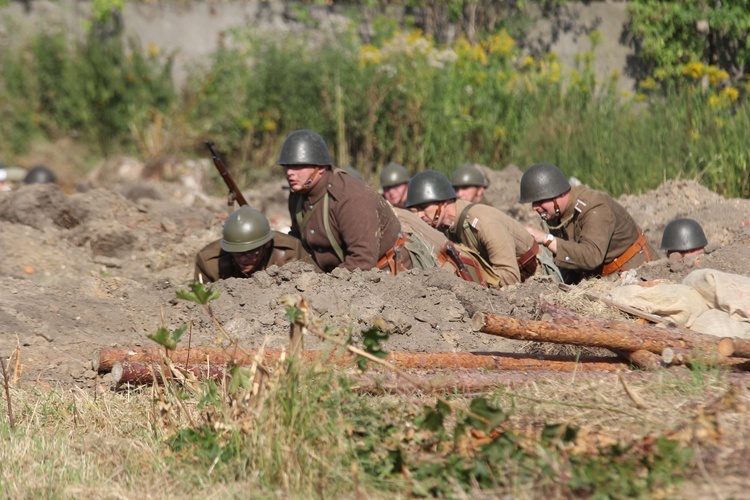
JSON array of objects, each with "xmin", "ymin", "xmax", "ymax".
[{"xmin": 94, "ymin": 303, "xmax": 750, "ymax": 393}]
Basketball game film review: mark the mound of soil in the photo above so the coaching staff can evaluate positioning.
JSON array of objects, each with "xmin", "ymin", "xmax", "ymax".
[{"xmin": 1, "ymin": 160, "xmax": 750, "ymax": 388}]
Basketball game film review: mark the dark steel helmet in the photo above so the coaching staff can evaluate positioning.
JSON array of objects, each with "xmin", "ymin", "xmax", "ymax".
[
  {"xmin": 518, "ymin": 163, "xmax": 571, "ymax": 203},
  {"xmin": 220, "ymin": 206, "xmax": 274, "ymax": 253},
  {"xmin": 340, "ymin": 165, "xmax": 362, "ymax": 180},
  {"xmin": 451, "ymin": 163, "xmax": 487, "ymax": 188},
  {"xmin": 380, "ymin": 162, "xmax": 411, "ymax": 188},
  {"xmin": 23, "ymin": 165, "xmax": 57, "ymax": 185},
  {"xmin": 277, "ymin": 130, "xmax": 333, "ymax": 166},
  {"xmin": 660, "ymin": 218, "xmax": 708, "ymax": 252},
  {"xmin": 405, "ymin": 170, "xmax": 456, "ymax": 208}
]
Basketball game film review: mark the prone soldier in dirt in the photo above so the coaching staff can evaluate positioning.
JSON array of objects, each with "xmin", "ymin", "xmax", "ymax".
[
  {"xmin": 194, "ymin": 205, "xmax": 318, "ymax": 283},
  {"xmin": 380, "ymin": 161, "xmax": 411, "ymax": 209},
  {"xmin": 520, "ymin": 162, "xmax": 657, "ymax": 283},
  {"xmin": 451, "ymin": 163, "xmax": 492, "ymax": 206},
  {"xmin": 660, "ymin": 217, "xmax": 708, "ymax": 260},
  {"xmin": 407, "ymin": 170, "xmax": 557, "ymax": 287},
  {"xmin": 279, "ymin": 129, "xmax": 411, "ymax": 274}
]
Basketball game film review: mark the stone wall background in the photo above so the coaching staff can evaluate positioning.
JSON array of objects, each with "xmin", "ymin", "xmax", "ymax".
[{"xmin": 0, "ymin": 0, "xmax": 637, "ymax": 90}]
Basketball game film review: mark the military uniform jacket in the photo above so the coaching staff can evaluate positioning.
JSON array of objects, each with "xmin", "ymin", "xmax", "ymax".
[
  {"xmin": 447, "ymin": 199, "xmax": 522, "ymax": 286},
  {"xmin": 288, "ymin": 169, "xmax": 401, "ymax": 273},
  {"xmin": 548, "ymin": 185, "xmax": 658, "ymax": 274},
  {"xmin": 194, "ymin": 231, "xmax": 317, "ymax": 283}
]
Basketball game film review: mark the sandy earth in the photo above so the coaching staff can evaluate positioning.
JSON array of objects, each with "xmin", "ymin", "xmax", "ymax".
[{"xmin": 1, "ymin": 159, "xmax": 750, "ymax": 389}]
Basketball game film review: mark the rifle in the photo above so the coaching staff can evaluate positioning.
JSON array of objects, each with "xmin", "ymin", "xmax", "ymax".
[
  {"xmin": 205, "ymin": 141, "xmax": 248, "ymax": 208},
  {"xmin": 443, "ymin": 241, "xmax": 475, "ymax": 283}
]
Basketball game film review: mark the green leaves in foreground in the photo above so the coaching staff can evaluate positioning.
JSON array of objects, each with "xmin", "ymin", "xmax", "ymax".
[
  {"xmin": 356, "ymin": 320, "xmax": 389, "ymax": 371},
  {"xmin": 147, "ymin": 324, "xmax": 187, "ymax": 351},
  {"xmin": 176, "ymin": 282, "xmax": 220, "ymax": 305}
]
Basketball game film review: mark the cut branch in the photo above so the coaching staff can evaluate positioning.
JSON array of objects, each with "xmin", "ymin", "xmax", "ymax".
[
  {"xmin": 472, "ymin": 309, "xmax": 735, "ymax": 357},
  {"xmin": 97, "ymin": 347, "xmax": 628, "ymax": 377}
]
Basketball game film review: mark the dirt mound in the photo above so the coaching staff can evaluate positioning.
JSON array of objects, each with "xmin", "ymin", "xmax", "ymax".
[{"xmin": 1, "ymin": 160, "xmax": 749, "ymax": 388}]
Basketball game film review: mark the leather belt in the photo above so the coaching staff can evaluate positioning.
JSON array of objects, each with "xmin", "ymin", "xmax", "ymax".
[
  {"xmin": 377, "ymin": 233, "xmax": 411, "ymax": 276},
  {"xmin": 601, "ymin": 232, "xmax": 651, "ymax": 276},
  {"xmin": 517, "ymin": 240, "xmax": 539, "ymax": 282}
]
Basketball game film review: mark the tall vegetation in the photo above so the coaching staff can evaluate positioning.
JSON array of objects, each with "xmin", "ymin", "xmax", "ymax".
[{"xmin": 0, "ymin": 1, "xmax": 748, "ymax": 197}]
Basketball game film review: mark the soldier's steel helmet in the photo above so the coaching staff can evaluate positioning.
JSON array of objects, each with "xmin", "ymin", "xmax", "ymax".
[
  {"xmin": 23, "ymin": 165, "xmax": 57, "ymax": 185},
  {"xmin": 451, "ymin": 163, "xmax": 487, "ymax": 188},
  {"xmin": 518, "ymin": 163, "xmax": 571, "ymax": 203},
  {"xmin": 405, "ymin": 170, "xmax": 456, "ymax": 208},
  {"xmin": 277, "ymin": 130, "xmax": 333, "ymax": 166},
  {"xmin": 660, "ymin": 218, "xmax": 708, "ymax": 252},
  {"xmin": 220, "ymin": 206, "xmax": 275, "ymax": 253},
  {"xmin": 380, "ymin": 162, "xmax": 411, "ymax": 188}
]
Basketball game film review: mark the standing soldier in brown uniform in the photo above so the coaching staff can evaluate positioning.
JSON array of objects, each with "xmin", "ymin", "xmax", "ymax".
[
  {"xmin": 407, "ymin": 170, "xmax": 543, "ymax": 287},
  {"xmin": 451, "ymin": 163, "xmax": 491, "ymax": 206},
  {"xmin": 279, "ymin": 129, "xmax": 410, "ymax": 274},
  {"xmin": 519, "ymin": 162, "xmax": 657, "ymax": 283},
  {"xmin": 194, "ymin": 205, "xmax": 318, "ymax": 283},
  {"xmin": 380, "ymin": 161, "xmax": 411, "ymax": 209}
]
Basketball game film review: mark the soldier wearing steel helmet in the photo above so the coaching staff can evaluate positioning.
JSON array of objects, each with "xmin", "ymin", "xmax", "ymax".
[
  {"xmin": 380, "ymin": 161, "xmax": 411, "ymax": 208},
  {"xmin": 519, "ymin": 162, "xmax": 657, "ymax": 283},
  {"xmin": 194, "ymin": 205, "xmax": 318, "ymax": 283},
  {"xmin": 451, "ymin": 163, "xmax": 491, "ymax": 205},
  {"xmin": 279, "ymin": 129, "xmax": 410, "ymax": 274},
  {"xmin": 407, "ymin": 170, "xmax": 534, "ymax": 287},
  {"xmin": 661, "ymin": 218, "xmax": 708, "ymax": 260}
]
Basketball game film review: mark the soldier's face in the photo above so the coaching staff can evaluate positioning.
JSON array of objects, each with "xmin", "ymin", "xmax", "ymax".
[
  {"xmin": 532, "ymin": 198, "xmax": 557, "ymax": 220},
  {"xmin": 383, "ymin": 183, "xmax": 409, "ymax": 208},
  {"xmin": 413, "ymin": 203, "xmax": 443, "ymax": 228},
  {"xmin": 231, "ymin": 244, "xmax": 269, "ymax": 274},
  {"xmin": 284, "ymin": 165, "xmax": 324, "ymax": 192},
  {"xmin": 454, "ymin": 186, "xmax": 484, "ymax": 203}
]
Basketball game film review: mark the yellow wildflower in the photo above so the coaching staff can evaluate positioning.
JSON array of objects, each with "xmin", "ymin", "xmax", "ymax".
[
  {"xmin": 634, "ymin": 93, "xmax": 647, "ymax": 102},
  {"xmin": 493, "ymin": 126, "xmax": 505, "ymax": 139},
  {"xmin": 639, "ymin": 77, "xmax": 658, "ymax": 91},
  {"xmin": 706, "ymin": 66, "xmax": 729, "ymax": 87},
  {"xmin": 708, "ymin": 95, "xmax": 721, "ymax": 108},
  {"xmin": 360, "ymin": 45, "xmax": 381, "ymax": 67},
  {"xmin": 519, "ymin": 56, "xmax": 535, "ymax": 70},
  {"xmin": 720, "ymin": 87, "xmax": 739, "ymax": 102},
  {"xmin": 147, "ymin": 43, "xmax": 160, "ymax": 57},
  {"xmin": 486, "ymin": 30, "xmax": 515, "ymax": 56},
  {"xmin": 262, "ymin": 118, "xmax": 277, "ymax": 132},
  {"xmin": 682, "ymin": 62, "xmax": 704, "ymax": 80}
]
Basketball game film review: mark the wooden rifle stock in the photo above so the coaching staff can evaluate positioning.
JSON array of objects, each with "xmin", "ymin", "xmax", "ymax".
[
  {"xmin": 205, "ymin": 140, "xmax": 249, "ymax": 207},
  {"xmin": 444, "ymin": 242, "xmax": 473, "ymax": 282}
]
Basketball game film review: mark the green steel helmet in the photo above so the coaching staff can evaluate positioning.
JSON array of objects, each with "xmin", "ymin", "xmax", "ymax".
[
  {"xmin": 220, "ymin": 206, "xmax": 274, "ymax": 253},
  {"xmin": 277, "ymin": 129, "xmax": 333, "ymax": 166},
  {"xmin": 660, "ymin": 218, "xmax": 708, "ymax": 252},
  {"xmin": 518, "ymin": 162, "xmax": 571, "ymax": 203},
  {"xmin": 23, "ymin": 165, "xmax": 57, "ymax": 185},
  {"xmin": 380, "ymin": 162, "xmax": 411, "ymax": 188},
  {"xmin": 340, "ymin": 165, "xmax": 362, "ymax": 179},
  {"xmin": 451, "ymin": 163, "xmax": 487, "ymax": 188},
  {"xmin": 405, "ymin": 170, "xmax": 456, "ymax": 208}
]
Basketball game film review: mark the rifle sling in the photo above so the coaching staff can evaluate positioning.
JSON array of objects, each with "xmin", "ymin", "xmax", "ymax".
[{"xmin": 295, "ymin": 193, "xmax": 345, "ymax": 263}]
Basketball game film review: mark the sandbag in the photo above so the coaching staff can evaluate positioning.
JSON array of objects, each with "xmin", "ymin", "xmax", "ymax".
[
  {"xmin": 608, "ymin": 283, "xmax": 709, "ymax": 328},
  {"xmin": 682, "ymin": 269, "xmax": 750, "ymax": 322}
]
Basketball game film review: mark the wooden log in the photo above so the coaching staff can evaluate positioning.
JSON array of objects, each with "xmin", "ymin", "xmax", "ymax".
[
  {"xmin": 112, "ymin": 361, "xmax": 228, "ymax": 385},
  {"xmin": 471, "ymin": 311, "xmax": 735, "ymax": 357},
  {"xmin": 95, "ymin": 347, "xmax": 628, "ymax": 375},
  {"xmin": 660, "ymin": 347, "xmax": 747, "ymax": 368},
  {"xmin": 110, "ymin": 354, "xmax": 628, "ymax": 386},
  {"xmin": 617, "ymin": 349, "xmax": 664, "ymax": 371},
  {"xmin": 728, "ymin": 338, "xmax": 750, "ymax": 359},
  {"xmin": 540, "ymin": 303, "xmax": 664, "ymax": 370}
]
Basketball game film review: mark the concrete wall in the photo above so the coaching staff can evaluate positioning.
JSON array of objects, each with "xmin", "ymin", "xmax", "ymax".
[{"xmin": 0, "ymin": 0, "xmax": 637, "ymax": 90}]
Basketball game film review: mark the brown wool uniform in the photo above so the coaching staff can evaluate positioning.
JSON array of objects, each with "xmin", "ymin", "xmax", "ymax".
[
  {"xmin": 447, "ymin": 199, "xmax": 522, "ymax": 286},
  {"xmin": 194, "ymin": 231, "xmax": 317, "ymax": 283},
  {"xmin": 549, "ymin": 185, "xmax": 658, "ymax": 276},
  {"xmin": 289, "ymin": 170, "xmax": 401, "ymax": 273}
]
